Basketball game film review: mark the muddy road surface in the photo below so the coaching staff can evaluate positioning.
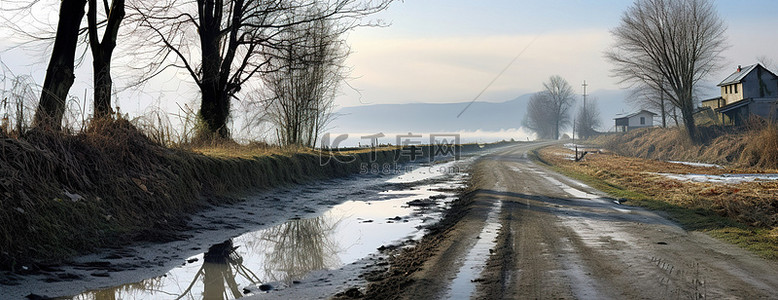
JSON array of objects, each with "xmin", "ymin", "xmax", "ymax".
[{"xmin": 396, "ymin": 143, "xmax": 778, "ymax": 299}]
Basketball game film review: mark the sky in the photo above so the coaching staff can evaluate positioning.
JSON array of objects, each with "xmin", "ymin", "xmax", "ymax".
[
  {"xmin": 0, "ymin": 0, "xmax": 777, "ymax": 138},
  {"xmin": 336, "ymin": 0, "xmax": 778, "ymax": 107}
]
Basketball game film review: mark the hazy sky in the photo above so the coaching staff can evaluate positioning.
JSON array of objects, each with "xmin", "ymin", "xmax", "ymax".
[
  {"xmin": 336, "ymin": 0, "xmax": 778, "ymax": 107},
  {"xmin": 0, "ymin": 0, "xmax": 776, "ymax": 125}
]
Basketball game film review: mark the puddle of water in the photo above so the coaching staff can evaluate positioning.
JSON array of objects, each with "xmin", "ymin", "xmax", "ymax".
[
  {"xmin": 667, "ymin": 160, "xmax": 723, "ymax": 169},
  {"xmin": 387, "ymin": 159, "xmax": 465, "ymax": 184},
  {"xmin": 541, "ymin": 174, "xmax": 599, "ymax": 200},
  {"xmin": 445, "ymin": 196, "xmax": 503, "ymax": 299},
  {"xmin": 656, "ymin": 172, "xmax": 778, "ymax": 184},
  {"xmin": 66, "ymin": 165, "xmax": 467, "ymax": 300}
]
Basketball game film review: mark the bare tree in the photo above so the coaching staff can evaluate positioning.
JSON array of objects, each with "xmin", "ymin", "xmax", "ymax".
[
  {"xmin": 523, "ymin": 93, "xmax": 554, "ymax": 140},
  {"xmin": 605, "ymin": 0, "xmax": 727, "ymax": 142},
  {"xmin": 630, "ymin": 83, "xmax": 673, "ymax": 128},
  {"xmin": 261, "ymin": 8, "xmax": 346, "ymax": 147},
  {"xmin": 129, "ymin": 0, "xmax": 391, "ymax": 140},
  {"xmin": 524, "ymin": 75, "xmax": 575, "ymax": 140},
  {"xmin": 575, "ymin": 98, "xmax": 601, "ymax": 139},
  {"xmin": 88, "ymin": 0, "xmax": 126, "ymax": 119},
  {"xmin": 757, "ymin": 55, "xmax": 776, "ymax": 72},
  {"xmin": 0, "ymin": 64, "xmax": 39, "ymax": 135},
  {"xmin": 3, "ymin": 0, "xmax": 126, "ymax": 127},
  {"xmin": 31, "ymin": 0, "xmax": 88, "ymax": 131}
]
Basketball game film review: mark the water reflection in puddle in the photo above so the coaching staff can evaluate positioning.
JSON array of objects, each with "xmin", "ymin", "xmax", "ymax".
[
  {"xmin": 68, "ymin": 164, "xmax": 467, "ymax": 300},
  {"xmin": 445, "ymin": 198, "xmax": 502, "ymax": 299}
]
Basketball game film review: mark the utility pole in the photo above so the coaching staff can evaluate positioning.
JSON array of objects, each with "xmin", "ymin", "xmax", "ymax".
[
  {"xmin": 582, "ymin": 80, "xmax": 588, "ymax": 114},
  {"xmin": 580, "ymin": 80, "xmax": 588, "ymax": 139}
]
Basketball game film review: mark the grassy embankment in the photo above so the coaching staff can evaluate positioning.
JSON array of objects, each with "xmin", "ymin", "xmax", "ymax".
[
  {"xmin": 588, "ymin": 123, "xmax": 778, "ymax": 168},
  {"xmin": 0, "ymin": 119, "xmax": 508, "ymax": 271},
  {"xmin": 534, "ymin": 125, "xmax": 778, "ymax": 259}
]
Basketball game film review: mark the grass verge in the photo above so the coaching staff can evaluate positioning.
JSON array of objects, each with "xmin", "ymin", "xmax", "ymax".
[
  {"xmin": 0, "ymin": 121, "xmax": 514, "ymax": 273},
  {"xmin": 589, "ymin": 122, "xmax": 778, "ymax": 169},
  {"xmin": 531, "ymin": 147, "xmax": 778, "ymax": 260},
  {"xmin": 0, "ymin": 121, "xmax": 398, "ymax": 272}
]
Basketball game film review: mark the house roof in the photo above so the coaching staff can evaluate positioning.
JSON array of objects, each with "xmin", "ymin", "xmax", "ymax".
[
  {"xmin": 718, "ymin": 64, "xmax": 758, "ymax": 86},
  {"xmin": 614, "ymin": 110, "xmax": 657, "ymax": 120},
  {"xmin": 717, "ymin": 63, "xmax": 778, "ymax": 86}
]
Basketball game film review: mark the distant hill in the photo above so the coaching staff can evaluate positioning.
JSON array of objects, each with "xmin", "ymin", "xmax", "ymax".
[{"xmin": 329, "ymin": 89, "xmax": 634, "ymax": 134}]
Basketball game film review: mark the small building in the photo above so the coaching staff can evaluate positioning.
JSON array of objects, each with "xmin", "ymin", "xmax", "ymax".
[
  {"xmin": 703, "ymin": 64, "xmax": 778, "ymax": 125},
  {"xmin": 614, "ymin": 110, "xmax": 657, "ymax": 132}
]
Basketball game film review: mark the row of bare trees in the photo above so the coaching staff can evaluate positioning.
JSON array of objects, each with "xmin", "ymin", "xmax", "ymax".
[
  {"xmin": 1, "ymin": 0, "xmax": 391, "ymax": 146},
  {"xmin": 524, "ymin": 75, "xmax": 602, "ymax": 140}
]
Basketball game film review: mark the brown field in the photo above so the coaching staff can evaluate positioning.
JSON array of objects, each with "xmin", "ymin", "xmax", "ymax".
[{"xmin": 537, "ymin": 146, "xmax": 778, "ymax": 258}]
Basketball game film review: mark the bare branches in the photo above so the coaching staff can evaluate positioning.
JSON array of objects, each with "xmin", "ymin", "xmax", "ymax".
[
  {"xmin": 127, "ymin": 0, "xmax": 393, "ymax": 139},
  {"xmin": 605, "ymin": 0, "xmax": 727, "ymax": 141},
  {"xmin": 524, "ymin": 75, "xmax": 576, "ymax": 140},
  {"xmin": 575, "ymin": 98, "xmax": 601, "ymax": 139}
]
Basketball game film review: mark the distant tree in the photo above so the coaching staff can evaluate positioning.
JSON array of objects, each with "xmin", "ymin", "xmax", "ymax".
[
  {"xmin": 575, "ymin": 98, "xmax": 601, "ymax": 139},
  {"xmin": 757, "ymin": 55, "xmax": 776, "ymax": 72},
  {"xmin": 261, "ymin": 8, "xmax": 346, "ymax": 147},
  {"xmin": 630, "ymin": 83, "xmax": 672, "ymax": 128},
  {"xmin": 524, "ymin": 93, "xmax": 555, "ymax": 139},
  {"xmin": 524, "ymin": 75, "xmax": 575, "ymax": 140},
  {"xmin": 605, "ymin": 0, "xmax": 727, "ymax": 142}
]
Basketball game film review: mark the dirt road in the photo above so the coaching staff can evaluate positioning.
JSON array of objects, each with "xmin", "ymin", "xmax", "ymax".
[{"xmin": 397, "ymin": 143, "xmax": 778, "ymax": 299}]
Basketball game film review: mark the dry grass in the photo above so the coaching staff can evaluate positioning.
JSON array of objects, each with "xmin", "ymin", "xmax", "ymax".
[
  {"xmin": 0, "ymin": 120, "xmax": 400, "ymax": 270},
  {"xmin": 740, "ymin": 123, "xmax": 778, "ymax": 169},
  {"xmin": 540, "ymin": 147, "xmax": 778, "ymax": 227},
  {"xmin": 188, "ymin": 142, "xmax": 397, "ymax": 159},
  {"xmin": 538, "ymin": 146, "xmax": 778, "ymax": 258},
  {"xmin": 589, "ymin": 123, "xmax": 778, "ymax": 169},
  {"xmin": 0, "ymin": 119, "xmax": 202, "ymax": 270},
  {"xmin": 0, "ymin": 122, "xmax": 514, "ymax": 271}
]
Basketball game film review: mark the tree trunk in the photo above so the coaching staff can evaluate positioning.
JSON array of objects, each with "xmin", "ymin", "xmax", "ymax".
[
  {"xmin": 197, "ymin": 0, "xmax": 232, "ymax": 139},
  {"xmin": 673, "ymin": 107, "xmax": 679, "ymax": 126},
  {"xmin": 680, "ymin": 102, "xmax": 698, "ymax": 142},
  {"xmin": 199, "ymin": 85, "xmax": 230, "ymax": 138},
  {"xmin": 93, "ymin": 57, "xmax": 113, "ymax": 119},
  {"xmin": 660, "ymin": 91, "xmax": 667, "ymax": 128},
  {"xmin": 89, "ymin": 0, "xmax": 125, "ymax": 119},
  {"xmin": 33, "ymin": 0, "xmax": 88, "ymax": 131}
]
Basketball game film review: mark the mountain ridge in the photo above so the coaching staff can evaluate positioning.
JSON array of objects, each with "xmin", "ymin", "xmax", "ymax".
[{"xmin": 329, "ymin": 89, "xmax": 633, "ymax": 134}]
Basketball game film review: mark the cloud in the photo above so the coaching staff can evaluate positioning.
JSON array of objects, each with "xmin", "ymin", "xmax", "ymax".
[{"xmin": 338, "ymin": 30, "xmax": 615, "ymax": 107}]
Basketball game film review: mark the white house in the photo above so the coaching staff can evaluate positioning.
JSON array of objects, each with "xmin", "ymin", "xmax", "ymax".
[
  {"xmin": 614, "ymin": 110, "xmax": 657, "ymax": 132},
  {"xmin": 700, "ymin": 63, "xmax": 778, "ymax": 125}
]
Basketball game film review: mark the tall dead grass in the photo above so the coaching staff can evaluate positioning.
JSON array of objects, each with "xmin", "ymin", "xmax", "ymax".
[
  {"xmin": 740, "ymin": 123, "xmax": 778, "ymax": 169},
  {"xmin": 590, "ymin": 122, "xmax": 778, "ymax": 170}
]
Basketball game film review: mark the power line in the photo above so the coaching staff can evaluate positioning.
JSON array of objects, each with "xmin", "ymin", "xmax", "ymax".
[{"xmin": 456, "ymin": 35, "xmax": 539, "ymax": 118}]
